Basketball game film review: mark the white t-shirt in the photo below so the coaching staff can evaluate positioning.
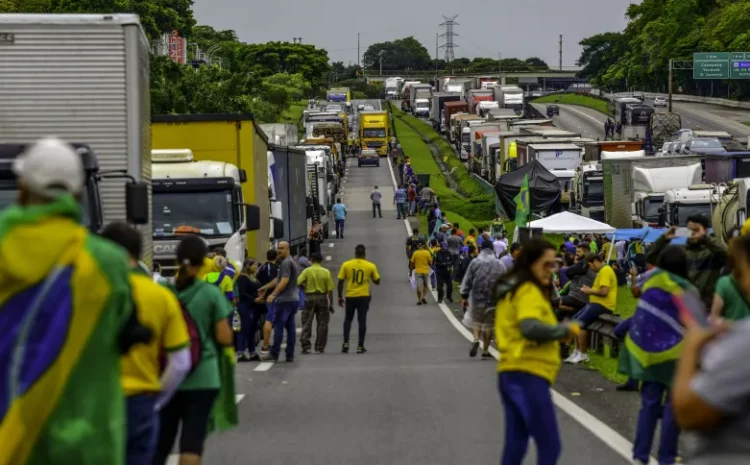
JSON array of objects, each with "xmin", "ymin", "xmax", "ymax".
[
  {"xmin": 493, "ymin": 240, "xmax": 507, "ymax": 258},
  {"xmin": 615, "ymin": 240, "xmax": 626, "ymax": 260}
]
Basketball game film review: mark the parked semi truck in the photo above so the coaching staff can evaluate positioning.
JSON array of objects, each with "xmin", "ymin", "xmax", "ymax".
[
  {"xmin": 602, "ymin": 154, "xmax": 701, "ymax": 228},
  {"xmin": 430, "ymin": 93, "xmax": 461, "ymax": 131},
  {"xmin": 359, "ymin": 110, "xmax": 389, "ymax": 156},
  {"xmin": 0, "ymin": 14, "xmax": 152, "ymax": 260},
  {"xmin": 260, "ymin": 123, "xmax": 298, "ymax": 146},
  {"xmin": 661, "ymin": 185, "xmax": 725, "ymax": 227},
  {"xmin": 267, "ymin": 144, "xmax": 309, "ymax": 253},
  {"xmin": 633, "ymin": 163, "xmax": 702, "ymax": 226},
  {"xmin": 410, "ymin": 84, "xmax": 432, "ymax": 114},
  {"xmin": 151, "ymin": 149, "xmax": 259, "ymax": 276},
  {"xmin": 327, "ymin": 87, "xmax": 351, "ymax": 103},
  {"xmin": 573, "ymin": 162, "xmax": 605, "ymax": 221},
  {"xmin": 712, "ymin": 178, "xmax": 750, "ymax": 246},
  {"xmin": 494, "ymin": 85, "xmax": 525, "ymax": 114},
  {"xmin": 152, "ymin": 113, "xmax": 269, "ymax": 260}
]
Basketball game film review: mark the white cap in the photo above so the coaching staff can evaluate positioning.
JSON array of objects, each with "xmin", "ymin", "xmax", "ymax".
[{"xmin": 12, "ymin": 136, "xmax": 85, "ymax": 198}]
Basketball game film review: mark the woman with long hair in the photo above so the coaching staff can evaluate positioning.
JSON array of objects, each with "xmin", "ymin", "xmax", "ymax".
[
  {"xmin": 235, "ymin": 258, "xmax": 265, "ymax": 361},
  {"xmin": 492, "ymin": 238, "xmax": 580, "ymax": 465},
  {"xmin": 153, "ymin": 235, "xmax": 235, "ymax": 465}
]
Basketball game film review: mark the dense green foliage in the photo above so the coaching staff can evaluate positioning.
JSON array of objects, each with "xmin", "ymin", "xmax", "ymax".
[
  {"xmin": 363, "ymin": 37, "xmax": 548, "ymax": 73},
  {"xmin": 577, "ymin": 0, "xmax": 750, "ymax": 99},
  {"xmin": 0, "ymin": 0, "xmax": 330, "ymax": 121}
]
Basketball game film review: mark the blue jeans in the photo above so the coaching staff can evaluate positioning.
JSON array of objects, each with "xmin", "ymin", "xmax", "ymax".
[
  {"xmin": 498, "ymin": 372, "xmax": 561, "ymax": 465},
  {"xmin": 335, "ymin": 219, "xmax": 345, "ymax": 237},
  {"xmin": 633, "ymin": 381, "xmax": 680, "ymax": 465},
  {"xmin": 271, "ymin": 301, "xmax": 297, "ymax": 360},
  {"xmin": 235, "ymin": 303, "xmax": 261, "ymax": 355},
  {"xmin": 126, "ymin": 394, "xmax": 159, "ymax": 465},
  {"xmin": 573, "ymin": 302, "xmax": 612, "ymax": 328},
  {"xmin": 408, "ymin": 200, "xmax": 416, "ymax": 215},
  {"xmin": 396, "ymin": 202, "xmax": 406, "ymax": 219}
]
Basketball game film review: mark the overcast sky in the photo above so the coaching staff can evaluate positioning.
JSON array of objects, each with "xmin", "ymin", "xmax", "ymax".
[{"xmin": 193, "ymin": 0, "xmax": 637, "ymax": 67}]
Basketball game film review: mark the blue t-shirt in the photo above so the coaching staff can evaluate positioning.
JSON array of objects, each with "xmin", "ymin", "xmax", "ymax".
[
  {"xmin": 394, "ymin": 188, "xmax": 407, "ymax": 203},
  {"xmin": 332, "ymin": 203, "xmax": 347, "ymax": 220}
]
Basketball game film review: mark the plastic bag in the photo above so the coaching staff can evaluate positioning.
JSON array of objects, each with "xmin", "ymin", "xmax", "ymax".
[
  {"xmin": 462, "ymin": 303, "xmax": 473, "ymax": 329},
  {"xmin": 409, "ymin": 271, "xmax": 416, "ymax": 291},
  {"xmin": 429, "ymin": 267, "xmax": 436, "ymax": 288}
]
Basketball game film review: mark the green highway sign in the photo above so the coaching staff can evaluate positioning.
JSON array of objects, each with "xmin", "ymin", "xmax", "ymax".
[{"xmin": 693, "ymin": 52, "xmax": 750, "ymax": 79}]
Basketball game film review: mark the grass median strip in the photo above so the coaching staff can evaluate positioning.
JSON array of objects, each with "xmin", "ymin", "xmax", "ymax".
[{"xmin": 532, "ymin": 93, "xmax": 611, "ymax": 116}]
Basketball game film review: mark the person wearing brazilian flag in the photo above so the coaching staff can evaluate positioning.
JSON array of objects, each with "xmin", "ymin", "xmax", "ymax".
[
  {"xmin": 0, "ymin": 137, "xmax": 147, "ymax": 465},
  {"xmin": 617, "ymin": 245, "xmax": 691, "ymax": 465}
]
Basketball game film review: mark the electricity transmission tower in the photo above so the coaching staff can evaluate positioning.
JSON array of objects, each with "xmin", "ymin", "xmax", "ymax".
[{"xmin": 439, "ymin": 15, "xmax": 459, "ymax": 63}]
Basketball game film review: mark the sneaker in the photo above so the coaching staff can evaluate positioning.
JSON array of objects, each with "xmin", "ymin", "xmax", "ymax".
[
  {"xmin": 421, "ymin": 298, "xmax": 427, "ymax": 304},
  {"xmin": 315, "ymin": 350, "xmax": 324, "ymax": 354},
  {"xmin": 564, "ymin": 350, "xmax": 580, "ymax": 363},
  {"xmin": 342, "ymin": 342, "xmax": 350, "ymax": 353},
  {"xmin": 446, "ymin": 297, "xmax": 454, "ymax": 303},
  {"xmin": 437, "ymin": 299, "xmax": 443, "ymax": 304},
  {"xmin": 248, "ymin": 353, "xmax": 261, "ymax": 362},
  {"xmin": 357, "ymin": 345, "xmax": 366, "ymax": 354},
  {"xmin": 286, "ymin": 358, "xmax": 294, "ymax": 363},
  {"xmin": 417, "ymin": 301, "xmax": 423, "ymax": 306},
  {"xmin": 632, "ymin": 460, "xmax": 648, "ymax": 465},
  {"xmin": 302, "ymin": 349, "xmax": 311, "ymax": 355},
  {"xmin": 577, "ymin": 353, "xmax": 590, "ymax": 363},
  {"xmin": 261, "ymin": 353, "xmax": 278, "ymax": 362},
  {"xmin": 469, "ymin": 340, "xmax": 480, "ymax": 358},
  {"xmin": 481, "ymin": 352, "xmax": 492, "ymax": 360}
]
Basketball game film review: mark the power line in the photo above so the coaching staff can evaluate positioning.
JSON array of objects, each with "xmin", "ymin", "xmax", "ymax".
[{"xmin": 439, "ymin": 15, "xmax": 459, "ymax": 63}]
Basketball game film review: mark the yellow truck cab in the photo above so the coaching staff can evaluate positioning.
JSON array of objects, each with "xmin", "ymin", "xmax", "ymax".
[
  {"xmin": 151, "ymin": 149, "xmax": 257, "ymax": 276},
  {"xmin": 359, "ymin": 110, "xmax": 389, "ymax": 156}
]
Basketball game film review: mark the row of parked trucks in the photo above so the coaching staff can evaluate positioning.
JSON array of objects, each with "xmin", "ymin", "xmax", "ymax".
[{"xmin": 0, "ymin": 13, "xmax": 348, "ymax": 278}]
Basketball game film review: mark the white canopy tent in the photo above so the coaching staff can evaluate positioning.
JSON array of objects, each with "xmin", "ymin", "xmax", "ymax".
[{"xmin": 527, "ymin": 211, "xmax": 616, "ymax": 234}]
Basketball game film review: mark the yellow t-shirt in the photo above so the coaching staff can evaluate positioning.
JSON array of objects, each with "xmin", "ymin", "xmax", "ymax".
[
  {"xmin": 495, "ymin": 282, "xmax": 561, "ymax": 384},
  {"xmin": 601, "ymin": 242, "xmax": 612, "ymax": 261},
  {"xmin": 465, "ymin": 235, "xmax": 476, "ymax": 246},
  {"xmin": 590, "ymin": 265, "xmax": 617, "ymax": 310},
  {"xmin": 298, "ymin": 263, "xmax": 334, "ymax": 294},
  {"xmin": 410, "ymin": 249, "xmax": 433, "ymax": 274},
  {"xmin": 121, "ymin": 273, "xmax": 190, "ymax": 396},
  {"xmin": 338, "ymin": 258, "xmax": 380, "ymax": 297},
  {"xmin": 203, "ymin": 271, "xmax": 235, "ymax": 300}
]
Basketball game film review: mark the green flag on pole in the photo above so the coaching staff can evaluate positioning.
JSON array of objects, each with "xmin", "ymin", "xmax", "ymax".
[{"xmin": 513, "ymin": 174, "xmax": 531, "ymax": 227}]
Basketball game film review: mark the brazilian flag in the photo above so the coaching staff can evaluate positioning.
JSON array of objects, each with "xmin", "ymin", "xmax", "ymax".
[
  {"xmin": 0, "ymin": 195, "xmax": 133, "ymax": 465},
  {"xmin": 513, "ymin": 174, "xmax": 530, "ymax": 227},
  {"xmin": 617, "ymin": 270, "xmax": 691, "ymax": 386}
]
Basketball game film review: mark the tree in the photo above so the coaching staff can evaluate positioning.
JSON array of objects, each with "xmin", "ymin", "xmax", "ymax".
[
  {"xmin": 576, "ymin": 33, "xmax": 626, "ymax": 88},
  {"xmin": 525, "ymin": 57, "xmax": 549, "ymax": 70},
  {"xmin": 362, "ymin": 37, "xmax": 432, "ymax": 71},
  {"xmin": 233, "ymin": 42, "xmax": 330, "ymax": 93}
]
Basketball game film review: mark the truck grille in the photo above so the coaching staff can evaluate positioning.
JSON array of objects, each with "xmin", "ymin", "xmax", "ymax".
[{"xmin": 366, "ymin": 141, "xmax": 383, "ymax": 148}]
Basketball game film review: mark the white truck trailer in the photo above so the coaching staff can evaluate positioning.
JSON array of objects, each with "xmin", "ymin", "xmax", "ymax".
[{"xmin": 0, "ymin": 14, "xmax": 152, "ymax": 261}]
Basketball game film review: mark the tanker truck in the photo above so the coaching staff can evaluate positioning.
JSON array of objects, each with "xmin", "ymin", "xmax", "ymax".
[{"xmin": 712, "ymin": 178, "xmax": 750, "ymax": 247}]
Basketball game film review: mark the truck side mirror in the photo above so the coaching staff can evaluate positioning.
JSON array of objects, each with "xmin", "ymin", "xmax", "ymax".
[
  {"xmin": 244, "ymin": 205, "xmax": 261, "ymax": 231},
  {"xmin": 125, "ymin": 182, "xmax": 149, "ymax": 225},
  {"xmin": 657, "ymin": 207, "xmax": 667, "ymax": 227},
  {"xmin": 239, "ymin": 169, "xmax": 248, "ymax": 183},
  {"xmin": 272, "ymin": 218, "xmax": 284, "ymax": 239}
]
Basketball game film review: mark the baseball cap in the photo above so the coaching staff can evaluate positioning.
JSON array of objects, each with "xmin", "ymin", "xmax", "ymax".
[{"xmin": 12, "ymin": 137, "xmax": 84, "ymax": 199}]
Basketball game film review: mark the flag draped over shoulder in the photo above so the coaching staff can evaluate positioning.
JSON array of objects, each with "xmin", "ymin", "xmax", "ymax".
[
  {"xmin": 208, "ymin": 345, "xmax": 239, "ymax": 434},
  {"xmin": 0, "ymin": 195, "xmax": 133, "ymax": 465},
  {"xmin": 617, "ymin": 270, "xmax": 690, "ymax": 386},
  {"xmin": 513, "ymin": 174, "xmax": 530, "ymax": 227}
]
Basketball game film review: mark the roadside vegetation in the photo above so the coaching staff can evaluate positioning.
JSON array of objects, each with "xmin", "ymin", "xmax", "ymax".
[{"xmin": 532, "ymin": 94, "xmax": 610, "ymax": 116}]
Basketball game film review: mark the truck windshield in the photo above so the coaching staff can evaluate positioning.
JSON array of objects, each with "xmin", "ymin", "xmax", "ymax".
[
  {"xmin": 417, "ymin": 102, "xmax": 429, "ymax": 108},
  {"xmin": 0, "ymin": 181, "xmax": 93, "ymax": 229},
  {"xmin": 362, "ymin": 129, "xmax": 386, "ymax": 138},
  {"xmin": 153, "ymin": 190, "xmax": 236, "ymax": 237},
  {"xmin": 673, "ymin": 203, "xmax": 712, "ymax": 227},
  {"xmin": 644, "ymin": 195, "xmax": 664, "ymax": 222},
  {"xmin": 584, "ymin": 178, "xmax": 603, "ymax": 199},
  {"xmin": 462, "ymin": 133, "xmax": 470, "ymax": 143}
]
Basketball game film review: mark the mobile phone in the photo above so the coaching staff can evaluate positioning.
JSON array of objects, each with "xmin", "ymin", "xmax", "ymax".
[
  {"xmin": 674, "ymin": 227, "xmax": 692, "ymax": 238},
  {"xmin": 672, "ymin": 290, "xmax": 709, "ymax": 328}
]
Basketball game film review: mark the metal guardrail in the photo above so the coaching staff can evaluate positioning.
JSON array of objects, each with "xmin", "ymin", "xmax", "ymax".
[{"xmin": 597, "ymin": 90, "xmax": 750, "ymax": 110}]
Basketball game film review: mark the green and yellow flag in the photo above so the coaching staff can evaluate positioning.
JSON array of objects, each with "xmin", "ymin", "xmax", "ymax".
[{"xmin": 513, "ymin": 174, "xmax": 530, "ymax": 227}]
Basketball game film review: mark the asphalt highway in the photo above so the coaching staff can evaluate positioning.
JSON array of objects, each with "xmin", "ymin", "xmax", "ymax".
[{"xmin": 185, "ymin": 101, "xmax": 637, "ymax": 464}]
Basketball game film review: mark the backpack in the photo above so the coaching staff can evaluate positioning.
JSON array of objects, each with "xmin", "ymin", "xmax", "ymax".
[{"xmin": 159, "ymin": 299, "xmax": 202, "ymax": 374}]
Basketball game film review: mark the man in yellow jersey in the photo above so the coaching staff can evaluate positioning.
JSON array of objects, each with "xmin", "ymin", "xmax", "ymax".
[
  {"xmin": 297, "ymin": 252, "xmax": 335, "ymax": 354},
  {"xmin": 337, "ymin": 244, "xmax": 380, "ymax": 354},
  {"xmin": 567, "ymin": 253, "xmax": 618, "ymax": 364},
  {"xmin": 410, "ymin": 240, "xmax": 433, "ymax": 305},
  {"xmin": 101, "ymin": 223, "xmax": 192, "ymax": 465}
]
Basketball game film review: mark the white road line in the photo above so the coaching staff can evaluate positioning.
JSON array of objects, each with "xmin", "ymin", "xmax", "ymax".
[
  {"xmin": 561, "ymin": 104, "xmax": 607, "ymax": 126},
  {"xmin": 326, "ymin": 255, "xmax": 332, "ymax": 261},
  {"xmin": 167, "ymin": 395, "xmax": 246, "ymax": 464},
  {"xmin": 254, "ymin": 362, "xmax": 275, "ymax": 372},
  {"xmin": 329, "ymin": 243, "xmax": 335, "ymax": 248},
  {"xmin": 385, "ymin": 132, "xmax": 657, "ymax": 465}
]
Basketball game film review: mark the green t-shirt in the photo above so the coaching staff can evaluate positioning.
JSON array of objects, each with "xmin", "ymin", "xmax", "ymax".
[
  {"xmin": 176, "ymin": 280, "xmax": 233, "ymax": 390},
  {"xmin": 716, "ymin": 275, "xmax": 750, "ymax": 321}
]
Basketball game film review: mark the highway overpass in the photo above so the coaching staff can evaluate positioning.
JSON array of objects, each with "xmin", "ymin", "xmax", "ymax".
[{"xmin": 365, "ymin": 68, "xmax": 581, "ymax": 84}]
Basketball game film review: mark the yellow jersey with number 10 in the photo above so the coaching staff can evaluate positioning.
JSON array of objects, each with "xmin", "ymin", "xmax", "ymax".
[{"xmin": 338, "ymin": 258, "xmax": 380, "ymax": 297}]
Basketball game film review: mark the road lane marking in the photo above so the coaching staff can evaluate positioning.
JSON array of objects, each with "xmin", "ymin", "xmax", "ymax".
[
  {"xmin": 326, "ymin": 255, "xmax": 332, "ymax": 261},
  {"xmin": 560, "ymin": 104, "xmax": 606, "ymax": 126},
  {"xmin": 329, "ymin": 243, "xmax": 335, "ymax": 248},
  {"xmin": 254, "ymin": 362, "xmax": 274, "ymax": 372},
  {"xmin": 386, "ymin": 132, "xmax": 657, "ymax": 465}
]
